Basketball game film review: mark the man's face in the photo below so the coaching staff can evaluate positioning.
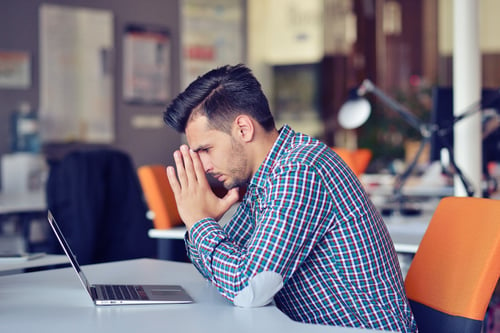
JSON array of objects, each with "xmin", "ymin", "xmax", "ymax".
[{"xmin": 185, "ymin": 115, "xmax": 249, "ymax": 189}]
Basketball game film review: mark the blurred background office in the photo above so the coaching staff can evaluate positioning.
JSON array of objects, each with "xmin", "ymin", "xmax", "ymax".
[
  {"xmin": 2, "ymin": 1, "xmax": 500, "ymax": 328},
  {"xmin": 2, "ymin": 0, "xmax": 500, "ymax": 254},
  {"xmin": 1, "ymin": 0, "xmax": 500, "ymax": 175},
  {"xmin": 0, "ymin": 0, "xmax": 498, "ymax": 237}
]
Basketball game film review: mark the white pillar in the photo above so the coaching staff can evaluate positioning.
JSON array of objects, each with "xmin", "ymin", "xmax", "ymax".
[{"xmin": 453, "ymin": 0, "xmax": 482, "ymax": 197}]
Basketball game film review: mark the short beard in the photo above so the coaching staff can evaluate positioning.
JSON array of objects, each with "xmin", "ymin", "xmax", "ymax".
[
  {"xmin": 224, "ymin": 137, "xmax": 248, "ymax": 190},
  {"xmin": 223, "ymin": 176, "xmax": 247, "ymax": 190}
]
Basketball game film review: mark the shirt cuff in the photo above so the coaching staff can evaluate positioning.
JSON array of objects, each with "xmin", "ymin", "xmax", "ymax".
[
  {"xmin": 190, "ymin": 217, "xmax": 226, "ymax": 255},
  {"xmin": 184, "ymin": 230, "xmax": 198, "ymax": 260}
]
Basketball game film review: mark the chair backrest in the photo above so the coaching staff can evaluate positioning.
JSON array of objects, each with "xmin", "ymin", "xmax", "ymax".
[
  {"xmin": 405, "ymin": 196, "xmax": 500, "ymax": 333},
  {"xmin": 351, "ymin": 148, "xmax": 372, "ymax": 175},
  {"xmin": 331, "ymin": 147, "xmax": 358, "ymax": 174},
  {"xmin": 331, "ymin": 147, "xmax": 372, "ymax": 176},
  {"xmin": 46, "ymin": 149, "xmax": 156, "ymax": 265},
  {"xmin": 137, "ymin": 165, "xmax": 182, "ymax": 229}
]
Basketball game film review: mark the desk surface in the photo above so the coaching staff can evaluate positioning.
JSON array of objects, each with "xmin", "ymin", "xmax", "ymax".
[
  {"xmin": 0, "ymin": 190, "xmax": 46, "ymax": 214},
  {"xmin": 149, "ymin": 204, "xmax": 238, "ymax": 240},
  {"xmin": 0, "ymin": 254, "xmax": 69, "ymax": 275},
  {"xmin": 0, "ymin": 259, "xmax": 385, "ymax": 333},
  {"xmin": 149, "ymin": 208, "xmax": 430, "ymax": 254},
  {"xmin": 361, "ymin": 173, "xmax": 454, "ymax": 198},
  {"xmin": 384, "ymin": 213, "xmax": 429, "ymax": 253}
]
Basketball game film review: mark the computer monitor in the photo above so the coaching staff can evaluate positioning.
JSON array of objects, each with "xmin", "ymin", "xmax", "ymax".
[{"xmin": 430, "ymin": 87, "xmax": 500, "ymax": 170}]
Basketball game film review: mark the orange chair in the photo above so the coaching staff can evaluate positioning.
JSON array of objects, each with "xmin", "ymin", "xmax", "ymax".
[
  {"xmin": 331, "ymin": 147, "xmax": 358, "ymax": 174},
  {"xmin": 137, "ymin": 165, "xmax": 182, "ymax": 229},
  {"xmin": 352, "ymin": 148, "xmax": 372, "ymax": 175},
  {"xmin": 405, "ymin": 196, "xmax": 500, "ymax": 333},
  {"xmin": 330, "ymin": 147, "xmax": 372, "ymax": 176}
]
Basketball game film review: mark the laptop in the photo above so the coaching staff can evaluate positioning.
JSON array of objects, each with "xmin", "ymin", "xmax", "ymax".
[{"xmin": 47, "ymin": 210, "xmax": 193, "ymax": 305}]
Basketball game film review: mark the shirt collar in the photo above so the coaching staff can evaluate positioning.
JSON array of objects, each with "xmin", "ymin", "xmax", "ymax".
[{"xmin": 249, "ymin": 124, "xmax": 294, "ymax": 188}]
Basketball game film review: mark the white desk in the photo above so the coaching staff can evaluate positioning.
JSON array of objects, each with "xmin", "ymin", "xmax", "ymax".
[
  {"xmin": 149, "ymin": 204, "xmax": 430, "ymax": 255},
  {"xmin": 0, "ymin": 254, "xmax": 69, "ymax": 275},
  {"xmin": 384, "ymin": 213, "xmax": 430, "ymax": 253},
  {"xmin": 0, "ymin": 190, "xmax": 48, "ymax": 255},
  {"xmin": 148, "ymin": 225, "xmax": 186, "ymax": 239},
  {"xmin": 0, "ymin": 258, "xmax": 386, "ymax": 333},
  {"xmin": 148, "ymin": 203, "xmax": 238, "ymax": 241},
  {"xmin": 149, "ymin": 217, "xmax": 429, "ymax": 253},
  {"xmin": 361, "ymin": 173, "xmax": 454, "ymax": 198},
  {"xmin": 0, "ymin": 189, "xmax": 46, "ymax": 215}
]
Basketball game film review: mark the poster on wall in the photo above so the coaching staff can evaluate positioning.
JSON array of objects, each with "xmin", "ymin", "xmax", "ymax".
[
  {"xmin": 39, "ymin": 4, "xmax": 114, "ymax": 143},
  {"xmin": 181, "ymin": 0, "xmax": 244, "ymax": 89},
  {"xmin": 265, "ymin": 0, "xmax": 324, "ymax": 64},
  {"xmin": 0, "ymin": 50, "xmax": 31, "ymax": 89},
  {"xmin": 123, "ymin": 24, "xmax": 171, "ymax": 105}
]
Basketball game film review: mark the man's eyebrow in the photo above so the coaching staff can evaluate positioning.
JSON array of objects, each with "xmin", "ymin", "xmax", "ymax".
[{"xmin": 191, "ymin": 145, "xmax": 208, "ymax": 153}]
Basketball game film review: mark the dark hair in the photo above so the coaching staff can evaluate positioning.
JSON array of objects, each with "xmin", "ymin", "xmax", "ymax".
[{"xmin": 163, "ymin": 64, "xmax": 275, "ymax": 133}]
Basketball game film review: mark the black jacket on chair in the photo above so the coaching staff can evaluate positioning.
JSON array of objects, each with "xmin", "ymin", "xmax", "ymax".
[{"xmin": 46, "ymin": 149, "xmax": 156, "ymax": 265}]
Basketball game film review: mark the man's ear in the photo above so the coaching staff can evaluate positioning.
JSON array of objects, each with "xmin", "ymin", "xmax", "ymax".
[{"xmin": 234, "ymin": 115, "xmax": 255, "ymax": 143}]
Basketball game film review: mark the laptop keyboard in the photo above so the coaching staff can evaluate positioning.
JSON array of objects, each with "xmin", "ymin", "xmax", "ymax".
[{"xmin": 99, "ymin": 285, "xmax": 147, "ymax": 300}]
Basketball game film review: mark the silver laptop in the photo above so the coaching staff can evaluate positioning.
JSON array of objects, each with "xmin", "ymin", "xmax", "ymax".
[{"xmin": 47, "ymin": 210, "xmax": 193, "ymax": 305}]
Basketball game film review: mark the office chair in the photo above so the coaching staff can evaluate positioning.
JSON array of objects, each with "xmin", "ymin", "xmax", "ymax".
[
  {"xmin": 137, "ymin": 165, "xmax": 188, "ymax": 262},
  {"xmin": 46, "ymin": 149, "xmax": 156, "ymax": 265},
  {"xmin": 352, "ymin": 148, "xmax": 372, "ymax": 175},
  {"xmin": 331, "ymin": 147, "xmax": 358, "ymax": 174},
  {"xmin": 404, "ymin": 196, "xmax": 500, "ymax": 333},
  {"xmin": 137, "ymin": 165, "xmax": 182, "ymax": 229},
  {"xmin": 331, "ymin": 147, "xmax": 372, "ymax": 176}
]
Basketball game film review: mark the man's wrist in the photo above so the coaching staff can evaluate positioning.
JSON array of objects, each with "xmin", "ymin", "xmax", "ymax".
[{"xmin": 189, "ymin": 217, "xmax": 223, "ymax": 247}]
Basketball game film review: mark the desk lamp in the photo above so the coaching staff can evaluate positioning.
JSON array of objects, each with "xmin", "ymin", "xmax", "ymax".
[{"xmin": 338, "ymin": 79, "xmax": 490, "ymax": 200}]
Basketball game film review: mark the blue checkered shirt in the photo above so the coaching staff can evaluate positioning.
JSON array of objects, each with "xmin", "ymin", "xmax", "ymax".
[{"xmin": 186, "ymin": 125, "xmax": 417, "ymax": 332}]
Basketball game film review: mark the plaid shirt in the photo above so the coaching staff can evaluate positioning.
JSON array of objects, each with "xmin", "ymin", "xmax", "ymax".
[{"xmin": 186, "ymin": 125, "xmax": 417, "ymax": 332}]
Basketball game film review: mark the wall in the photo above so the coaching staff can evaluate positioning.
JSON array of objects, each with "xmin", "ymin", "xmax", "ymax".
[{"xmin": 0, "ymin": 0, "xmax": 182, "ymax": 169}]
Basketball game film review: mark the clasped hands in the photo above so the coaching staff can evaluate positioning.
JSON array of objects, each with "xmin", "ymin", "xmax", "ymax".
[{"xmin": 166, "ymin": 145, "xmax": 239, "ymax": 230}]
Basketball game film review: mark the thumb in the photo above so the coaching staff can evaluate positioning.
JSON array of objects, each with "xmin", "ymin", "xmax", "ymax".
[
  {"xmin": 219, "ymin": 187, "xmax": 239, "ymax": 217},
  {"xmin": 219, "ymin": 187, "xmax": 240, "ymax": 211},
  {"xmin": 213, "ymin": 188, "xmax": 240, "ymax": 222}
]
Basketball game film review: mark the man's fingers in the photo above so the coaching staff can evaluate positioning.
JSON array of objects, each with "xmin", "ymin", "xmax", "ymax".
[
  {"xmin": 166, "ymin": 166, "xmax": 181, "ymax": 195},
  {"xmin": 180, "ymin": 145, "xmax": 198, "ymax": 183},
  {"xmin": 189, "ymin": 149, "xmax": 208, "ymax": 187},
  {"xmin": 173, "ymin": 149, "xmax": 188, "ymax": 187}
]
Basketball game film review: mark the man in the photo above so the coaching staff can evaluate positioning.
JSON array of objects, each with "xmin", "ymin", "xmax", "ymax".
[{"xmin": 164, "ymin": 64, "xmax": 417, "ymax": 332}]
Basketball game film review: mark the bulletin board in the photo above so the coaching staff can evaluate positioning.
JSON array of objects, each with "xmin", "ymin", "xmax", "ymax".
[
  {"xmin": 39, "ymin": 4, "xmax": 114, "ymax": 143},
  {"xmin": 0, "ymin": 50, "xmax": 31, "ymax": 89},
  {"xmin": 123, "ymin": 24, "xmax": 171, "ymax": 105},
  {"xmin": 181, "ymin": 0, "xmax": 244, "ymax": 89}
]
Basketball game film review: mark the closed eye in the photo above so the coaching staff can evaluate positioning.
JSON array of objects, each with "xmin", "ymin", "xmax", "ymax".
[{"xmin": 194, "ymin": 146, "xmax": 210, "ymax": 154}]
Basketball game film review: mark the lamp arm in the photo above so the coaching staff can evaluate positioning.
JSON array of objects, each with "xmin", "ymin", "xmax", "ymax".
[
  {"xmin": 359, "ymin": 79, "xmax": 424, "ymax": 133},
  {"xmin": 451, "ymin": 88, "xmax": 500, "ymax": 126},
  {"xmin": 435, "ymin": 133, "xmax": 476, "ymax": 196},
  {"xmin": 439, "ymin": 89, "xmax": 500, "ymax": 196},
  {"xmin": 353, "ymin": 79, "xmax": 498, "ymax": 198},
  {"xmin": 435, "ymin": 89, "xmax": 500, "ymax": 137},
  {"xmin": 393, "ymin": 136, "xmax": 431, "ymax": 199}
]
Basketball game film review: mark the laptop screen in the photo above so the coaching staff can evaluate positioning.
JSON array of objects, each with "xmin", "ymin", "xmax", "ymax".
[{"xmin": 47, "ymin": 211, "xmax": 94, "ymax": 297}]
